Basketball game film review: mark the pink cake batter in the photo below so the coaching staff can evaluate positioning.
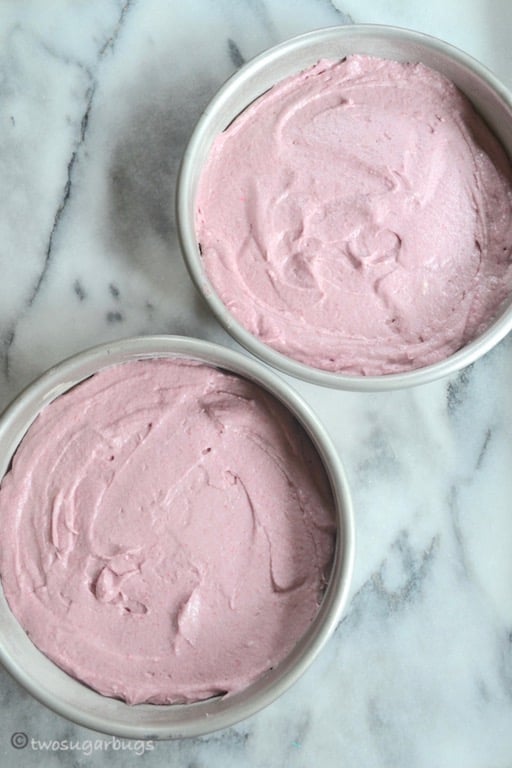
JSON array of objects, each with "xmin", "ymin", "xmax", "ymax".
[
  {"xmin": 196, "ymin": 55, "xmax": 512, "ymax": 375},
  {"xmin": 0, "ymin": 359, "xmax": 335, "ymax": 704}
]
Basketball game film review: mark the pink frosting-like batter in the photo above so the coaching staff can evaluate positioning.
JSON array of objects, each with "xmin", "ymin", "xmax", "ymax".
[
  {"xmin": 196, "ymin": 55, "xmax": 512, "ymax": 375},
  {"xmin": 0, "ymin": 359, "xmax": 335, "ymax": 704}
]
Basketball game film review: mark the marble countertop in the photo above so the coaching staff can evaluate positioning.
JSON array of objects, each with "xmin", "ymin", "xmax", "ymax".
[{"xmin": 1, "ymin": 1, "xmax": 512, "ymax": 766}]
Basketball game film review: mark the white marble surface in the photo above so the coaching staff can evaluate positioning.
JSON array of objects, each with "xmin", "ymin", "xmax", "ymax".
[{"xmin": 1, "ymin": 1, "xmax": 512, "ymax": 766}]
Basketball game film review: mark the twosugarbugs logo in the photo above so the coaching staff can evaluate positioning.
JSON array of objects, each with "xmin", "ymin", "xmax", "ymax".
[{"xmin": 10, "ymin": 732, "xmax": 154, "ymax": 757}]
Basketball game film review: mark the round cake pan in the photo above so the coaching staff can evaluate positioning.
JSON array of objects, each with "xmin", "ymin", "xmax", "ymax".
[
  {"xmin": 0, "ymin": 335, "xmax": 354, "ymax": 739},
  {"xmin": 176, "ymin": 24, "xmax": 512, "ymax": 391}
]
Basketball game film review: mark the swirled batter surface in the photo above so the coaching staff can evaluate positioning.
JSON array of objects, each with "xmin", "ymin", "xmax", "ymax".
[
  {"xmin": 196, "ymin": 55, "xmax": 512, "ymax": 374},
  {"xmin": 0, "ymin": 359, "xmax": 335, "ymax": 704}
]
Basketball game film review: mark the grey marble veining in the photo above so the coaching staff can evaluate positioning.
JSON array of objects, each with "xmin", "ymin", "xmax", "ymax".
[{"xmin": 1, "ymin": 1, "xmax": 512, "ymax": 766}]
